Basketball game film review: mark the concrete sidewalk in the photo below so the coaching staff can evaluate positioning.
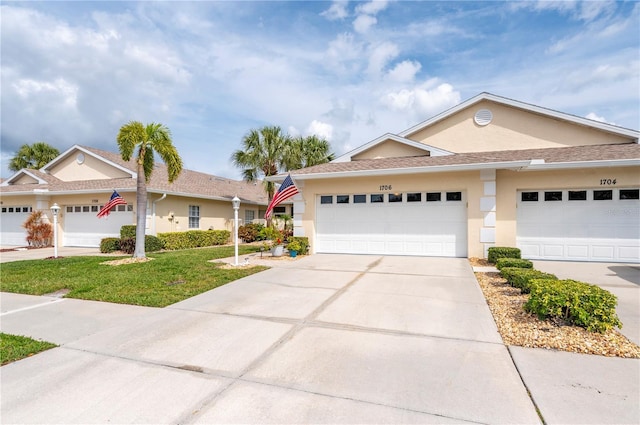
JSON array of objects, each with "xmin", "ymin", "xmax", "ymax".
[{"xmin": 1, "ymin": 254, "xmax": 638, "ymax": 424}]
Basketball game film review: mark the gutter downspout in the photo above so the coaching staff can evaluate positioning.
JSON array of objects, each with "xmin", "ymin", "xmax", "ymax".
[{"xmin": 152, "ymin": 193, "xmax": 167, "ymax": 236}]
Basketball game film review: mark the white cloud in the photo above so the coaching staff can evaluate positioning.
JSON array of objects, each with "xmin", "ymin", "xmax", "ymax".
[
  {"xmin": 367, "ymin": 42, "xmax": 399, "ymax": 76},
  {"xmin": 321, "ymin": 0, "xmax": 349, "ymax": 20},
  {"xmin": 381, "ymin": 82, "xmax": 461, "ymax": 121},
  {"xmin": 355, "ymin": 1, "xmax": 389, "ymax": 16},
  {"xmin": 306, "ymin": 120, "xmax": 334, "ymax": 141},
  {"xmin": 386, "ymin": 60, "xmax": 421, "ymax": 83},
  {"xmin": 585, "ymin": 112, "xmax": 616, "ymax": 125},
  {"xmin": 353, "ymin": 14, "xmax": 377, "ymax": 34}
]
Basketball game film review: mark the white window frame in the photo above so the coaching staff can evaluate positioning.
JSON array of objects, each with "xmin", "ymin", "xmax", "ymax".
[
  {"xmin": 245, "ymin": 210, "xmax": 255, "ymax": 223},
  {"xmin": 188, "ymin": 205, "xmax": 200, "ymax": 229}
]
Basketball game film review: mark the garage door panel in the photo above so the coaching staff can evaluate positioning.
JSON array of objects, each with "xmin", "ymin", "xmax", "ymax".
[
  {"xmin": 316, "ymin": 193, "xmax": 467, "ymax": 257},
  {"xmin": 0, "ymin": 212, "xmax": 31, "ymax": 246},
  {"xmin": 517, "ymin": 189, "xmax": 639, "ymax": 263}
]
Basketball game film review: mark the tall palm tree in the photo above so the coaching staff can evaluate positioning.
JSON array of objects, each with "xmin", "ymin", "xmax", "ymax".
[
  {"xmin": 285, "ymin": 135, "xmax": 335, "ymax": 170},
  {"xmin": 117, "ymin": 121, "xmax": 183, "ymax": 258},
  {"xmin": 9, "ymin": 142, "xmax": 60, "ymax": 172},
  {"xmin": 231, "ymin": 125, "xmax": 291, "ymax": 204}
]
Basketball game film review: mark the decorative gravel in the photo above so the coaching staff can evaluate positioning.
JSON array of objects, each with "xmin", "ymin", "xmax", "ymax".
[{"xmin": 470, "ymin": 259, "xmax": 640, "ymax": 358}]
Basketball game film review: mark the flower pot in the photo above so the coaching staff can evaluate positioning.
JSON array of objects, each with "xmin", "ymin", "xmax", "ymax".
[
  {"xmin": 289, "ymin": 250, "xmax": 298, "ymax": 258},
  {"xmin": 271, "ymin": 245, "xmax": 284, "ymax": 257}
]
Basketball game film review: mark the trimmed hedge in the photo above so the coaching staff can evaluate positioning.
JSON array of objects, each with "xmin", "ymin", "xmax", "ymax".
[
  {"xmin": 287, "ymin": 236, "xmax": 310, "ymax": 255},
  {"xmin": 488, "ymin": 247, "xmax": 521, "ymax": 263},
  {"xmin": 525, "ymin": 279, "xmax": 622, "ymax": 333},
  {"xmin": 99, "ymin": 237, "xmax": 120, "ymax": 253},
  {"xmin": 158, "ymin": 230, "xmax": 230, "ymax": 250},
  {"xmin": 495, "ymin": 258, "xmax": 533, "ymax": 270},
  {"xmin": 238, "ymin": 223, "xmax": 265, "ymax": 243},
  {"xmin": 120, "ymin": 225, "xmax": 136, "ymax": 239},
  {"xmin": 500, "ymin": 267, "xmax": 557, "ymax": 293},
  {"xmin": 119, "ymin": 235, "xmax": 164, "ymax": 254}
]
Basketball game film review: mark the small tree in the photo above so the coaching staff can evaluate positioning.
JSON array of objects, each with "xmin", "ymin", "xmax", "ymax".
[{"xmin": 22, "ymin": 211, "xmax": 53, "ymax": 247}]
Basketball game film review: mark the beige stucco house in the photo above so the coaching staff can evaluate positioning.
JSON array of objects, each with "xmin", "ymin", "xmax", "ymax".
[
  {"xmin": 0, "ymin": 145, "xmax": 276, "ymax": 247},
  {"xmin": 277, "ymin": 93, "xmax": 640, "ymax": 263}
]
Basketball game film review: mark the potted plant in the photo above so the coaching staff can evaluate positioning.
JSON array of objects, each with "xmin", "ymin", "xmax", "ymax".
[
  {"xmin": 287, "ymin": 239, "xmax": 302, "ymax": 257},
  {"xmin": 271, "ymin": 238, "xmax": 284, "ymax": 257}
]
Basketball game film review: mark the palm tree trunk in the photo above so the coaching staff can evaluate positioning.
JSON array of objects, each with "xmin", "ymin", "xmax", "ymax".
[{"xmin": 134, "ymin": 162, "xmax": 147, "ymax": 258}]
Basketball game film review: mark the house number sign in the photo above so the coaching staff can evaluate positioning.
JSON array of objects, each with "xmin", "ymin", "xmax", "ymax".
[
  {"xmin": 379, "ymin": 185, "xmax": 392, "ymax": 191},
  {"xmin": 600, "ymin": 179, "xmax": 617, "ymax": 185}
]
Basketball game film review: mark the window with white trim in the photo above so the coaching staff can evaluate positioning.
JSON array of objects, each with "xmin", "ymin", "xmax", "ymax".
[
  {"xmin": 188, "ymin": 205, "xmax": 200, "ymax": 229},
  {"xmin": 245, "ymin": 210, "xmax": 255, "ymax": 223}
]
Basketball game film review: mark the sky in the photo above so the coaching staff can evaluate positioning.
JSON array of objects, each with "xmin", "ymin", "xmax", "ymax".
[{"xmin": 1, "ymin": 0, "xmax": 639, "ymax": 180}]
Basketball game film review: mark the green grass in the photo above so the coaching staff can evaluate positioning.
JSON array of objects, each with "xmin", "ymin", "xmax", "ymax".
[
  {"xmin": 0, "ymin": 246, "xmax": 267, "ymax": 307},
  {"xmin": 1, "ymin": 333, "xmax": 57, "ymax": 366}
]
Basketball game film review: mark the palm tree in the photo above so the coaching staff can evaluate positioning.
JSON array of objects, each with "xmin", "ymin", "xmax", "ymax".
[
  {"xmin": 231, "ymin": 126, "xmax": 291, "ymax": 204},
  {"xmin": 117, "ymin": 121, "xmax": 183, "ymax": 258},
  {"xmin": 9, "ymin": 142, "xmax": 60, "ymax": 172},
  {"xmin": 285, "ymin": 135, "xmax": 335, "ymax": 170}
]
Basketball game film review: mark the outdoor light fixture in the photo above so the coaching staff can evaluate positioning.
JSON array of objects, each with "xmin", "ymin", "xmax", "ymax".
[
  {"xmin": 232, "ymin": 196, "xmax": 240, "ymax": 266},
  {"xmin": 50, "ymin": 203, "xmax": 60, "ymax": 258}
]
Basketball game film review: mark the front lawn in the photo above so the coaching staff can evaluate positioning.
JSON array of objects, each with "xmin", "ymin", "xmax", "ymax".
[
  {"xmin": 0, "ymin": 246, "xmax": 267, "ymax": 307},
  {"xmin": 0, "ymin": 333, "xmax": 57, "ymax": 366}
]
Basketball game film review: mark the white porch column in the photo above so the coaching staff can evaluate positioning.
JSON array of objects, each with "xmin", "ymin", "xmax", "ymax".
[
  {"xmin": 292, "ymin": 180, "xmax": 305, "ymax": 237},
  {"xmin": 480, "ymin": 169, "xmax": 496, "ymax": 258}
]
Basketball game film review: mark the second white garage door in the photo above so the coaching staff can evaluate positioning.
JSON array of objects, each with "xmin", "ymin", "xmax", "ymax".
[
  {"xmin": 316, "ymin": 191, "xmax": 467, "ymax": 257},
  {"xmin": 63, "ymin": 204, "xmax": 133, "ymax": 247}
]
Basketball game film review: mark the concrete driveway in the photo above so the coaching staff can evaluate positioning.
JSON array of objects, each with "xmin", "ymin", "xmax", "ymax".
[
  {"xmin": 1, "ymin": 254, "xmax": 540, "ymax": 424},
  {"xmin": 1, "ymin": 254, "xmax": 638, "ymax": 424}
]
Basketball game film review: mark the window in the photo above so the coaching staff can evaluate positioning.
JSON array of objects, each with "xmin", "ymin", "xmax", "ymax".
[
  {"xmin": 188, "ymin": 205, "xmax": 200, "ymax": 229},
  {"xmin": 388, "ymin": 193, "xmax": 402, "ymax": 203},
  {"xmin": 245, "ymin": 210, "xmax": 255, "ymax": 223},
  {"xmin": 593, "ymin": 190, "xmax": 612, "ymax": 201},
  {"xmin": 370, "ymin": 194, "xmax": 384, "ymax": 203},
  {"xmin": 320, "ymin": 196, "xmax": 333, "ymax": 204},
  {"xmin": 8, "ymin": 207, "xmax": 14, "ymax": 213},
  {"xmin": 91, "ymin": 206, "xmax": 99, "ymax": 212},
  {"xmin": 75, "ymin": 206, "xmax": 82, "ymax": 212},
  {"xmin": 336, "ymin": 195, "xmax": 349, "ymax": 204},
  {"xmin": 620, "ymin": 189, "xmax": 639, "ymax": 200},
  {"xmin": 83, "ymin": 206, "xmax": 90, "ymax": 212},
  {"xmin": 67, "ymin": 206, "xmax": 73, "ymax": 213},
  {"xmin": 274, "ymin": 206, "xmax": 286, "ymax": 214},
  {"xmin": 446, "ymin": 192, "xmax": 462, "ymax": 201},
  {"xmin": 127, "ymin": 205, "xmax": 133, "ymax": 212},
  {"xmin": 354, "ymin": 194, "xmax": 366, "ymax": 203},
  {"xmin": 1, "ymin": 208, "xmax": 5, "ymax": 213},
  {"xmin": 426, "ymin": 192, "xmax": 441, "ymax": 202},
  {"xmin": 544, "ymin": 191, "xmax": 562, "ymax": 201},
  {"xmin": 407, "ymin": 192, "xmax": 422, "ymax": 202},
  {"xmin": 521, "ymin": 192, "xmax": 538, "ymax": 202},
  {"xmin": 568, "ymin": 190, "xmax": 587, "ymax": 201}
]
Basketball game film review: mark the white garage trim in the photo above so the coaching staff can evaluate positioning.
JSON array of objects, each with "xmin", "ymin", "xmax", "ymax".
[
  {"xmin": 63, "ymin": 204, "xmax": 134, "ymax": 247},
  {"xmin": 517, "ymin": 188, "xmax": 640, "ymax": 263},
  {"xmin": 316, "ymin": 191, "xmax": 467, "ymax": 257}
]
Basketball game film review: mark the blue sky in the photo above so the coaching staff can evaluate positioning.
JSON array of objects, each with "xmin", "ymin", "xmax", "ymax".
[{"xmin": 1, "ymin": 1, "xmax": 638, "ymax": 179}]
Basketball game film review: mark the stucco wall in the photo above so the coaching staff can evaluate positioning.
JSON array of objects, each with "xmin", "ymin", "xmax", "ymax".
[
  {"xmin": 495, "ymin": 166, "xmax": 640, "ymax": 247},
  {"xmin": 352, "ymin": 140, "xmax": 429, "ymax": 160},
  {"xmin": 50, "ymin": 152, "xmax": 131, "ymax": 181},
  {"xmin": 407, "ymin": 100, "xmax": 633, "ymax": 153}
]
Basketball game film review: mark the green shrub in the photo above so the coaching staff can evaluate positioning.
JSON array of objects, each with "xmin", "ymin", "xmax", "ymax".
[
  {"xmin": 287, "ymin": 236, "xmax": 309, "ymax": 254},
  {"xmin": 238, "ymin": 223, "xmax": 264, "ymax": 243},
  {"xmin": 144, "ymin": 235, "xmax": 164, "ymax": 252},
  {"xmin": 99, "ymin": 237, "xmax": 120, "ymax": 253},
  {"xmin": 120, "ymin": 225, "xmax": 136, "ymax": 239},
  {"xmin": 258, "ymin": 226, "xmax": 282, "ymax": 242},
  {"xmin": 286, "ymin": 239, "xmax": 302, "ymax": 252},
  {"xmin": 500, "ymin": 267, "xmax": 557, "ymax": 293},
  {"xmin": 488, "ymin": 247, "xmax": 521, "ymax": 263},
  {"xmin": 495, "ymin": 258, "xmax": 533, "ymax": 270},
  {"xmin": 525, "ymin": 279, "xmax": 622, "ymax": 333},
  {"xmin": 158, "ymin": 230, "xmax": 230, "ymax": 250}
]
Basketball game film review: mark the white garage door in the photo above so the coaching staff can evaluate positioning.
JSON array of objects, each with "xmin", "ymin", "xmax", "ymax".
[
  {"xmin": 64, "ymin": 204, "xmax": 133, "ymax": 247},
  {"xmin": 316, "ymin": 191, "xmax": 467, "ymax": 257},
  {"xmin": 0, "ymin": 206, "xmax": 33, "ymax": 246},
  {"xmin": 517, "ymin": 188, "xmax": 640, "ymax": 263}
]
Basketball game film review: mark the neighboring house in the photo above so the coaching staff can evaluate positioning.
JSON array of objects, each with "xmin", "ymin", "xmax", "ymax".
[
  {"xmin": 0, "ymin": 145, "xmax": 280, "ymax": 247},
  {"xmin": 281, "ymin": 93, "xmax": 640, "ymax": 263}
]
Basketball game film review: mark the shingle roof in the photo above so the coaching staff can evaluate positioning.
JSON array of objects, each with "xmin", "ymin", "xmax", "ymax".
[
  {"xmin": 289, "ymin": 143, "xmax": 640, "ymax": 177},
  {"xmin": 1, "ymin": 145, "xmax": 269, "ymax": 205}
]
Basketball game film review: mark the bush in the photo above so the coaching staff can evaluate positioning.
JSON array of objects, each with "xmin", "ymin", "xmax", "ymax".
[
  {"xmin": 100, "ymin": 237, "xmax": 120, "ymax": 253},
  {"xmin": 286, "ymin": 239, "xmax": 302, "ymax": 252},
  {"xmin": 287, "ymin": 236, "xmax": 309, "ymax": 254},
  {"xmin": 144, "ymin": 235, "xmax": 164, "ymax": 252},
  {"xmin": 120, "ymin": 225, "xmax": 136, "ymax": 239},
  {"xmin": 258, "ymin": 226, "xmax": 282, "ymax": 242},
  {"xmin": 525, "ymin": 279, "xmax": 622, "ymax": 333},
  {"xmin": 119, "ymin": 238, "xmax": 136, "ymax": 254},
  {"xmin": 158, "ymin": 230, "xmax": 230, "ymax": 250},
  {"xmin": 500, "ymin": 267, "xmax": 557, "ymax": 293},
  {"xmin": 238, "ymin": 223, "xmax": 264, "ymax": 243},
  {"xmin": 488, "ymin": 247, "xmax": 521, "ymax": 263},
  {"xmin": 495, "ymin": 258, "xmax": 533, "ymax": 270},
  {"xmin": 23, "ymin": 211, "xmax": 53, "ymax": 247}
]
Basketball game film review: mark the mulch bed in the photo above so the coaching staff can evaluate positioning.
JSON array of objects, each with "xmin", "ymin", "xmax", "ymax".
[{"xmin": 470, "ymin": 258, "xmax": 640, "ymax": 358}]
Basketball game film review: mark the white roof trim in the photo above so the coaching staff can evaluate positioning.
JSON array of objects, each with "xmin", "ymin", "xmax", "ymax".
[
  {"xmin": 41, "ymin": 145, "xmax": 137, "ymax": 178},
  {"xmin": 1, "ymin": 169, "xmax": 48, "ymax": 186},
  {"xmin": 400, "ymin": 92, "xmax": 640, "ymax": 142},
  {"xmin": 333, "ymin": 133, "xmax": 454, "ymax": 163}
]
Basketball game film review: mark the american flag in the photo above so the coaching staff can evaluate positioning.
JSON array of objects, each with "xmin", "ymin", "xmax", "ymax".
[
  {"xmin": 265, "ymin": 174, "xmax": 299, "ymax": 219},
  {"xmin": 97, "ymin": 190, "xmax": 127, "ymax": 218}
]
